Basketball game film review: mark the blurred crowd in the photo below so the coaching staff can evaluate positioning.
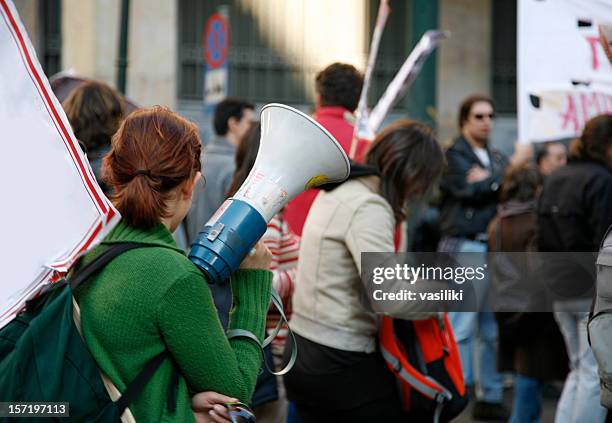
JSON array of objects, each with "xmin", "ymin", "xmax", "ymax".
[{"xmin": 58, "ymin": 61, "xmax": 612, "ymax": 423}]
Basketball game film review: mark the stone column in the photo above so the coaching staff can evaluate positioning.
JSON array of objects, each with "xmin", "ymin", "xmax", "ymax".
[
  {"xmin": 61, "ymin": 0, "xmax": 177, "ymax": 108},
  {"xmin": 437, "ymin": 0, "xmax": 492, "ymax": 143}
]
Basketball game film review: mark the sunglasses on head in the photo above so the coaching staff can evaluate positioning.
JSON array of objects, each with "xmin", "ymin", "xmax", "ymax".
[
  {"xmin": 473, "ymin": 113, "xmax": 495, "ymax": 120},
  {"xmin": 225, "ymin": 402, "xmax": 256, "ymax": 423}
]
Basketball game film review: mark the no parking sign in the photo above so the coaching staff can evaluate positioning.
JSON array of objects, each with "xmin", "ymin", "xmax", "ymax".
[{"xmin": 203, "ymin": 11, "xmax": 229, "ymax": 106}]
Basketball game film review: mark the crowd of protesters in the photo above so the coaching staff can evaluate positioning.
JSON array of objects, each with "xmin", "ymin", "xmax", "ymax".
[{"xmin": 57, "ymin": 61, "xmax": 612, "ymax": 423}]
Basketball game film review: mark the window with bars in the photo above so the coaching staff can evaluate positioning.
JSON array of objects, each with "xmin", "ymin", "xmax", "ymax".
[
  {"xmin": 491, "ymin": 0, "xmax": 517, "ymax": 114},
  {"xmin": 177, "ymin": 0, "xmax": 415, "ymax": 106},
  {"xmin": 178, "ymin": 0, "xmax": 307, "ymax": 103},
  {"xmin": 39, "ymin": 0, "xmax": 61, "ymax": 77}
]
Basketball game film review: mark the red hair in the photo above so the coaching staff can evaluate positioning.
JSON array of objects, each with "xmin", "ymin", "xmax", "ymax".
[{"xmin": 102, "ymin": 106, "xmax": 202, "ymax": 228}]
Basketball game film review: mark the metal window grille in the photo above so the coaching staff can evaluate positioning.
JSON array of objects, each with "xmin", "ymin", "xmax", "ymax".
[
  {"xmin": 39, "ymin": 0, "xmax": 62, "ymax": 77},
  {"xmin": 178, "ymin": 0, "xmax": 307, "ymax": 103},
  {"xmin": 178, "ymin": 0, "xmax": 415, "ymax": 108},
  {"xmin": 491, "ymin": 0, "xmax": 517, "ymax": 114}
]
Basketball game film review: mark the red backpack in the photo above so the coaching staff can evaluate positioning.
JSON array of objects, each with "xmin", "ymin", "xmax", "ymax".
[
  {"xmin": 380, "ymin": 226, "xmax": 468, "ymax": 422},
  {"xmin": 379, "ymin": 314, "xmax": 467, "ymax": 422}
]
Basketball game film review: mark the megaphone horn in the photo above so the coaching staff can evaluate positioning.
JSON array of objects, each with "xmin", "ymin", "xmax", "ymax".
[{"xmin": 189, "ymin": 103, "xmax": 351, "ymax": 283}]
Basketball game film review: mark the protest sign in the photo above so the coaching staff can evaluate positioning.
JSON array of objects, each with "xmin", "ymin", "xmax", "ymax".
[
  {"xmin": 0, "ymin": 0, "xmax": 118, "ymax": 328},
  {"xmin": 518, "ymin": 0, "xmax": 612, "ymax": 142}
]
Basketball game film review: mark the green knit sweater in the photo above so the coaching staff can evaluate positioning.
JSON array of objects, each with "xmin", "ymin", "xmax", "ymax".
[{"xmin": 74, "ymin": 220, "xmax": 272, "ymax": 422}]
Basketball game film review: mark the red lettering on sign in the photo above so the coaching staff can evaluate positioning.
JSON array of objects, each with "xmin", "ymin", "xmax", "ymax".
[
  {"xmin": 585, "ymin": 36, "xmax": 601, "ymax": 70},
  {"xmin": 605, "ymin": 94, "xmax": 612, "ymax": 114},
  {"xmin": 559, "ymin": 92, "xmax": 612, "ymax": 135},
  {"xmin": 580, "ymin": 92, "xmax": 601, "ymax": 124},
  {"xmin": 560, "ymin": 94, "xmax": 579, "ymax": 133}
]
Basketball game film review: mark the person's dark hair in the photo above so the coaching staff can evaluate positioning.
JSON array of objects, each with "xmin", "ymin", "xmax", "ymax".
[
  {"xmin": 458, "ymin": 94, "xmax": 495, "ymax": 129},
  {"xmin": 315, "ymin": 63, "xmax": 364, "ymax": 112},
  {"xmin": 213, "ymin": 98, "xmax": 254, "ymax": 136},
  {"xmin": 569, "ymin": 114, "xmax": 612, "ymax": 166},
  {"xmin": 227, "ymin": 122, "xmax": 261, "ymax": 197},
  {"xmin": 102, "ymin": 106, "xmax": 202, "ymax": 229},
  {"xmin": 62, "ymin": 80, "xmax": 126, "ymax": 152},
  {"xmin": 536, "ymin": 144, "xmax": 550, "ymax": 166},
  {"xmin": 366, "ymin": 120, "xmax": 445, "ymax": 222},
  {"xmin": 499, "ymin": 164, "xmax": 542, "ymax": 203}
]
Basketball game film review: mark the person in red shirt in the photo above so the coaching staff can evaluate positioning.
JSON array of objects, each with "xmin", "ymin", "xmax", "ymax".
[{"xmin": 284, "ymin": 63, "xmax": 368, "ymax": 236}]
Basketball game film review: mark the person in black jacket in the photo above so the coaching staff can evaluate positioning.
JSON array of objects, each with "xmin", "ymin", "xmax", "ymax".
[
  {"xmin": 438, "ymin": 94, "xmax": 509, "ymax": 421},
  {"xmin": 538, "ymin": 114, "xmax": 612, "ymax": 423},
  {"xmin": 439, "ymin": 95, "xmax": 508, "ymax": 240}
]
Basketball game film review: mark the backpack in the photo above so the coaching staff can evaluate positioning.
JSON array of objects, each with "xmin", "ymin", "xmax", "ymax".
[
  {"xmin": 379, "ymin": 313, "xmax": 467, "ymax": 423},
  {"xmin": 0, "ymin": 242, "xmax": 175, "ymax": 422},
  {"xmin": 588, "ymin": 225, "xmax": 612, "ymax": 409},
  {"xmin": 378, "ymin": 227, "xmax": 467, "ymax": 422}
]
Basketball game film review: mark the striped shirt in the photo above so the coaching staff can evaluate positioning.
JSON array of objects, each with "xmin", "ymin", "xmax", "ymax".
[{"xmin": 262, "ymin": 213, "xmax": 300, "ymax": 356}]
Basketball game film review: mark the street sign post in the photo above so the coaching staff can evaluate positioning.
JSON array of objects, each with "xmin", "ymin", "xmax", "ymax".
[{"xmin": 203, "ymin": 10, "xmax": 229, "ymax": 107}]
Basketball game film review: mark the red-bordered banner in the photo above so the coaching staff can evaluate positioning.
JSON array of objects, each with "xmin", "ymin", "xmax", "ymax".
[
  {"xmin": 0, "ymin": 0, "xmax": 119, "ymax": 328},
  {"xmin": 0, "ymin": 0, "xmax": 108, "ymax": 215}
]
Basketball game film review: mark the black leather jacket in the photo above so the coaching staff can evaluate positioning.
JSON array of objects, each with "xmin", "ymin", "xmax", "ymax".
[
  {"xmin": 538, "ymin": 159, "xmax": 612, "ymax": 253},
  {"xmin": 439, "ymin": 135, "xmax": 508, "ymax": 238},
  {"xmin": 537, "ymin": 159, "xmax": 612, "ymax": 299}
]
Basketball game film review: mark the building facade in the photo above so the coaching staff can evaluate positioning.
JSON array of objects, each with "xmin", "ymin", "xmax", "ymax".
[{"xmin": 14, "ymin": 0, "xmax": 517, "ymax": 151}]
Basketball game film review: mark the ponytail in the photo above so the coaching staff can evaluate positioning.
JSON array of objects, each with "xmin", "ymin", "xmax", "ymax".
[
  {"xmin": 111, "ymin": 174, "xmax": 168, "ymax": 228},
  {"xmin": 102, "ymin": 106, "xmax": 202, "ymax": 229}
]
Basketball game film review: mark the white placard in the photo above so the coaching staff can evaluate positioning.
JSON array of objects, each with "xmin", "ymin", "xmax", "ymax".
[
  {"xmin": 368, "ymin": 30, "xmax": 448, "ymax": 135},
  {"xmin": 0, "ymin": 0, "xmax": 119, "ymax": 328},
  {"xmin": 204, "ymin": 67, "xmax": 228, "ymax": 105},
  {"xmin": 351, "ymin": 0, "xmax": 390, "ymax": 155},
  {"xmin": 518, "ymin": 0, "xmax": 612, "ymax": 143}
]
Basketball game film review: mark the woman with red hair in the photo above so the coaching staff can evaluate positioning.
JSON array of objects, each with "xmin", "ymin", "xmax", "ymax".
[{"xmin": 74, "ymin": 106, "xmax": 272, "ymax": 422}]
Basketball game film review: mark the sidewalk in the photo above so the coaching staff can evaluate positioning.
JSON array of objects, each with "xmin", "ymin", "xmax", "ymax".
[{"xmin": 454, "ymin": 385, "xmax": 558, "ymax": 422}]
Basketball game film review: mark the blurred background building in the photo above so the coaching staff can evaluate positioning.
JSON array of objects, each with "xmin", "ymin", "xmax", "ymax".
[{"xmin": 13, "ymin": 0, "xmax": 517, "ymax": 153}]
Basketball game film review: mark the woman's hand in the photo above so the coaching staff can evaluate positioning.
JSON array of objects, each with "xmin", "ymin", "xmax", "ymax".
[
  {"xmin": 239, "ymin": 240, "xmax": 272, "ymax": 270},
  {"xmin": 192, "ymin": 391, "xmax": 236, "ymax": 423}
]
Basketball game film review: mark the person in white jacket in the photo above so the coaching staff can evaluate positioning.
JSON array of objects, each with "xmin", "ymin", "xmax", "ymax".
[{"xmin": 284, "ymin": 119, "xmax": 447, "ymax": 423}]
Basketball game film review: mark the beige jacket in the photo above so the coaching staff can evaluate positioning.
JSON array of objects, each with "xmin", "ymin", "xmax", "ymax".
[{"xmin": 291, "ymin": 176, "xmax": 439, "ymax": 353}]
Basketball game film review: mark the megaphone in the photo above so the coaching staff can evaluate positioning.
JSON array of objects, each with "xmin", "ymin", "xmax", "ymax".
[{"xmin": 189, "ymin": 103, "xmax": 351, "ymax": 283}]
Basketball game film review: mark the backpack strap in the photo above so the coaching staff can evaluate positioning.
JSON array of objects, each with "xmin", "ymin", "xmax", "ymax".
[
  {"xmin": 379, "ymin": 317, "xmax": 453, "ymax": 402},
  {"xmin": 115, "ymin": 352, "xmax": 169, "ymax": 415},
  {"xmin": 379, "ymin": 345, "xmax": 452, "ymax": 402},
  {"xmin": 70, "ymin": 243, "xmax": 149, "ymax": 290},
  {"xmin": 24, "ymin": 244, "xmax": 147, "ymax": 314},
  {"xmin": 69, "ymin": 242, "xmax": 178, "ymax": 414},
  {"xmin": 380, "ymin": 343, "xmax": 451, "ymax": 423}
]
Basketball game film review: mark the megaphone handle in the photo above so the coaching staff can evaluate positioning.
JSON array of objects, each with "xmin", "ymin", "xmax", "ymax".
[{"xmin": 227, "ymin": 287, "xmax": 297, "ymax": 376}]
